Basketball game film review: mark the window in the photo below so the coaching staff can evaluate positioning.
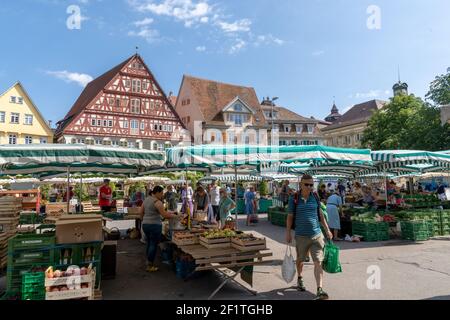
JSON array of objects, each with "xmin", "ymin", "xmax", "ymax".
[
  {"xmin": 291, "ymin": 140, "xmax": 298, "ymax": 145},
  {"xmin": 97, "ymin": 120, "xmax": 101, "ymax": 126},
  {"xmin": 228, "ymin": 132, "xmax": 236, "ymax": 143},
  {"xmin": 116, "ymin": 98, "xmax": 121, "ymax": 108},
  {"xmin": 125, "ymin": 80, "xmax": 131, "ymax": 88},
  {"xmin": 142, "ymin": 81, "xmax": 148, "ymax": 90},
  {"xmin": 131, "ymin": 99, "xmax": 141, "ymax": 114},
  {"xmin": 307, "ymin": 124, "xmax": 314, "ymax": 134},
  {"xmin": 279, "ymin": 140, "xmax": 287, "ymax": 146},
  {"xmin": 187, "ymin": 116, "xmax": 190, "ymax": 124},
  {"xmin": 296, "ymin": 125, "xmax": 303, "ymax": 134},
  {"xmin": 132, "ymin": 79, "xmax": 141, "ymax": 93},
  {"xmin": 25, "ymin": 136, "xmax": 33, "ymax": 144},
  {"xmin": 228, "ymin": 114, "xmax": 243, "ymax": 126},
  {"xmin": 103, "ymin": 120, "xmax": 108, "ymax": 127},
  {"xmin": 245, "ymin": 136, "xmax": 250, "ymax": 144},
  {"xmin": 284, "ymin": 125, "xmax": 290, "ymax": 133},
  {"xmin": 234, "ymin": 103, "xmax": 243, "ymax": 112},
  {"xmin": 159, "ymin": 125, "xmax": 163, "ymax": 131},
  {"xmin": 24, "ymin": 114, "xmax": 33, "ymax": 125},
  {"xmin": 17, "ymin": 97, "xmax": 23, "ymax": 104},
  {"xmin": 71, "ymin": 138, "xmax": 76, "ymax": 144},
  {"xmin": 131, "ymin": 120, "xmax": 139, "ymax": 129},
  {"xmin": 10, "ymin": 96, "xmax": 16, "ymax": 103},
  {"xmin": 123, "ymin": 120, "xmax": 129, "ymax": 129},
  {"xmin": 112, "ymin": 140, "xmax": 118, "ymax": 146},
  {"xmin": 91, "ymin": 119, "xmax": 96, "ymax": 126},
  {"xmin": 95, "ymin": 139, "xmax": 102, "ymax": 145},
  {"xmin": 11, "ymin": 113, "xmax": 19, "ymax": 124},
  {"xmin": 120, "ymin": 141, "xmax": 128, "ymax": 147},
  {"xmin": 9, "ymin": 135, "xmax": 17, "ymax": 145},
  {"xmin": 77, "ymin": 138, "xmax": 85, "ymax": 144},
  {"xmin": 40, "ymin": 138, "xmax": 47, "ymax": 144},
  {"xmin": 108, "ymin": 98, "xmax": 115, "ymax": 105},
  {"xmin": 158, "ymin": 143, "xmax": 164, "ymax": 151},
  {"xmin": 0, "ymin": 112, "xmax": 5, "ymax": 123},
  {"xmin": 140, "ymin": 122, "xmax": 145, "ymax": 130},
  {"xmin": 103, "ymin": 140, "xmax": 112, "ymax": 146},
  {"xmin": 108, "ymin": 120, "xmax": 113, "ymax": 127},
  {"xmin": 128, "ymin": 141, "xmax": 135, "ymax": 148}
]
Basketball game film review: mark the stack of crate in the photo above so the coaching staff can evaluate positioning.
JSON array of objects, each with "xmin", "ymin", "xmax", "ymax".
[
  {"xmin": 400, "ymin": 220, "xmax": 430, "ymax": 241},
  {"xmin": 0, "ymin": 196, "xmax": 22, "ymax": 269},
  {"xmin": 53, "ymin": 241, "xmax": 103, "ymax": 289},
  {"xmin": 352, "ymin": 221, "xmax": 389, "ymax": 242},
  {"xmin": 6, "ymin": 233, "xmax": 55, "ymax": 293},
  {"xmin": 441, "ymin": 210, "xmax": 450, "ymax": 236}
]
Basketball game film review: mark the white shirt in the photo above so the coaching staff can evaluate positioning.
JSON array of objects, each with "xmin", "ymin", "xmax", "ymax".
[{"xmin": 210, "ymin": 186, "xmax": 221, "ymax": 206}]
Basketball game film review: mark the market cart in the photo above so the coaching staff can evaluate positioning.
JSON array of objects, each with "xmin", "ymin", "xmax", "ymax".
[{"xmin": 174, "ymin": 243, "xmax": 273, "ymax": 300}]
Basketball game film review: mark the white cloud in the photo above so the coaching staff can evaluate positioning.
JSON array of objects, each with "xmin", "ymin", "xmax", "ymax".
[
  {"xmin": 349, "ymin": 89, "xmax": 391, "ymax": 99},
  {"xmin": 312, "ymin": 50, "xmax": 325, "ymax": 56},
  {"xmin": 255, "ymin": 34, "xmax": 285, "ymax": 46},
  {"xmin": 128, "ymin": 27, "xmax": 160, "ymax": 43},
  {"xmin": 133, "ymin": 17, "xmax": 154, "ymax": 26},
  {"xmin": 46, "ymin": 70, "xmax": 93, "ymax": 87},
  {"xmin": 229, "ymin": 39, "xmax": 246, "ymax": 54},
  {"xmin": 196, "ymin": 46, "xmax": 206, "ymax": 52},
  {"xmin": 130, "ymin": 0, "xmax": 211, "ymax": 27},
  {"xmin": 217, "ymin": 19, "xmax": 251, "ymax": 33}
]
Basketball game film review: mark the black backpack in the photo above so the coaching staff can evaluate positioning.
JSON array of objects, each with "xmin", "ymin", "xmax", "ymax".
[{"xmin": 290, "ymin": 190, "xmax": 321, "ymax": 230}]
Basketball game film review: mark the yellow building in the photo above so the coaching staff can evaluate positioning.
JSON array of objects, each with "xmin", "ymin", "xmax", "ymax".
[{"xmin": 0, "ymin": 82, "xmax": 53, "ymax": 145}]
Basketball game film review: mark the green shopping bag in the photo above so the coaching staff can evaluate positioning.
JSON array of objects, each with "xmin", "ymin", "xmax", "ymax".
[{"xmin": 322, "ymin": 240, "xmax": 342, "ymax": 274}]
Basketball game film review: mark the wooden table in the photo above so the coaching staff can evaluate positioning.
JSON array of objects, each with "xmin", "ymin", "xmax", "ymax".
[{"xmin": 175, "ymin": 243, "xmax": 273, "ymax": 300}]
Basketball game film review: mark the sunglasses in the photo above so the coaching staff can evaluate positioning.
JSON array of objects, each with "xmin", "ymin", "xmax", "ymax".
[{"xmin": 303, "ymin": 183, "xmax": 314, "ymax": 187}]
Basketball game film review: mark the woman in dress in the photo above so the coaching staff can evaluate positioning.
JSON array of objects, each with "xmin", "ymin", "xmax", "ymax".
[
  {"xmin": 218, "ymin": 188, "xmax": 236, "ymax": 229},
  {"xmin": 244, "ymin": 186, "xmax": 257, "ymax": 226},
  {"xmin": 326, "ymin": 189, "xmax": 344, "ymax": 241}
]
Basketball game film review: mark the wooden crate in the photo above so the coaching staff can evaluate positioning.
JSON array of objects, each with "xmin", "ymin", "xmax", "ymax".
[
  {"xmin": 45, "ymin": 271, "xmax": 95, "ymax": 301},
  {"xmin": 46, "ymin": 203, "xmax": 68, "ymax": 216},
  {"xmin": 199, "ymin": 236, "xmax": 231, "ymax": 249},
  {"xmin": 172, "ymin": 232, "xmax": 199, "ymax": 246},
  {"xmin": 82, "ymin": 202, "xmax": 101, "ymax": 213},
  {"xmin": 231, "ymin": 237, "xmax": 267, "ymax": 252},
  {"xmin": 193, "ymin": 211, "xmax": 207, "ymax": 222}
]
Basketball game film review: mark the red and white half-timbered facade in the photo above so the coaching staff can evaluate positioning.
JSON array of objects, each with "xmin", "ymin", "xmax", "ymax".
[{"xmin": 55, "ymin": 54, "xmax": 189, "ymax": 150}]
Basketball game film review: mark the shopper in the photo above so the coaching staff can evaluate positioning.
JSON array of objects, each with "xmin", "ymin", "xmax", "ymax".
[
  {"xmin": 194, "ymin": 186, "xmax": 209, "ymax": 213},
  {"xmin": 286, "ymin": 174, "xmax": 333, "ymax": 300},
  {"xmin": 280, "ymin": 180, "xmax": 291, "ymax": 208},
  {"xmin": 164, "ymin": 185, "xmax": 178, "ymax": 211},
  {"xmin": 318, "ymin": 184, "xmax": 327, "ymax": 202},
  {"xmin": 140, "ymin": 186, "xmax": 180, "ymax": 273},
  {"xmin": 99, "ymin": 179, "xmax": 113, "ymax": 212},
  {"xmin": 244, "ymin": 186, "xmax": 257, "ymax": 226},
  {"xmin": 326, "ymin": 189, "xmax": 344, "ymax": 241},
  {"xmin": 218, "ymin": 188, "xmax": 236, "ymax": 229},
  {"xmin": 181, "ymin": 183, "xmax": 194, "ymax": 217},
  {"xmin": 337, "ymin": 181, "xmax": 346, "ymax": 203},
  {"xmin": 437, "ymin": 183, "xmax": 447, "ymax": 201},
  {"xmin": 209, "ymin": 181, "xmax": 221, "ymax": 222}
]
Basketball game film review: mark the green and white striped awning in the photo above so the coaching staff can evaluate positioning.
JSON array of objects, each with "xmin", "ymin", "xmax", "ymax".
[
  {"xmin": 211, "ymin": 174, "xmax": 263, "ymax": 182},
  {"xmin": 167, "ymin": 145, "xmax": 372, "ymax": 168},
  {"xmin": 0, "ymin": 144, "xmax": 165, "ymax": 177},
  {"xmin": 371, "ymin": 150, "xmax": 450, "ymax": 168}
]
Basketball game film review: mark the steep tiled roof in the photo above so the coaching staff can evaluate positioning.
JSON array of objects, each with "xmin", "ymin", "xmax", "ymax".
[
  {"xmin": 261, "ymin": 105, "xmax": 315, "ymax": 122},
  {"xmin": 180, "ymin": 75, "xmax": 267, "ymax": 126},
  {"xmin": 322, "ymin": 99, "xmax": 386, "ymax": 131},
  {"xmin": 55, "ymin": 55, "xmax": 136, "ymax": 135}
]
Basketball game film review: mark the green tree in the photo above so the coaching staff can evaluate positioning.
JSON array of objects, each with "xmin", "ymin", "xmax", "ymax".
[
  {"xmin": 259, "ymin": 181, "xmax": 269, "ymax": 197},
  {"xmin": 361, "ymin": 94, "xmax": 450, "ymax": 151},
  {"xmin": 426, "ymin": 69, "xmax": 450, "ymax": 106}
]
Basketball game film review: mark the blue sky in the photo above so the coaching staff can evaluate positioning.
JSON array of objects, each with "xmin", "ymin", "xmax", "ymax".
[{"xmin": 0, "ymin": 0, "xmax": 449, "ymax": 126}]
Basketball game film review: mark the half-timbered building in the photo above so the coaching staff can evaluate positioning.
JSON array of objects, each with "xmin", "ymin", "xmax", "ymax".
[{"xmin": 55, "ymin": 54, "xmax": 189, "ymax": 150}]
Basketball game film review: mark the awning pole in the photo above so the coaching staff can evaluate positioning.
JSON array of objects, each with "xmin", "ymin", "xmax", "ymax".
[
  {"xmin": 384, "ymin": 169, "xmax": 388, "ymax": 212},
  {"xmin": 67, "ymin": 166, "xmax": 71, "ymax": 215},
  {"xmin": 79, "ymin": 174, "xmax": 83, "ymax": 212},
  {"xmin": 235, "ymin": 165, "xmax": 239, "ymax": 231}
]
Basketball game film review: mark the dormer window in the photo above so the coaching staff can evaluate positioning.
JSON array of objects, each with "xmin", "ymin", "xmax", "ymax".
[
  {"xmin": 284, "ymin": 124, "xmax": 291, "ymax": 133},
  {"xmin": 307, "ymin": 124, "xmax": 314, "ymax": 134},
  {"xmin": 296, "ymin": 124, "xmax": 303, "ymax": 134},
  {"xmin": 234, "ymin": 103, "xmax": 243, "ymax": 112}
]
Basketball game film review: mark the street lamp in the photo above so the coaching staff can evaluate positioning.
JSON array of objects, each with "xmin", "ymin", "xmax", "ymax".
[{"xmin": 270, "ymin": 97, "xmax": 279, "ymax": 145}]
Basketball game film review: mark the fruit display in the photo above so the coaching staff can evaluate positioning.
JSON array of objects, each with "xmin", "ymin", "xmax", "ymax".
[
  {"xmin": 44, "ymin": 265, "xmax": 94, "ymax": 300},
  {"xmin": 202, "ymin": 229, "xmax": 236, "ymax": 239},
  {"xmin": 402, "ymin": 194, "xmax": 440, "ymax": 207}
]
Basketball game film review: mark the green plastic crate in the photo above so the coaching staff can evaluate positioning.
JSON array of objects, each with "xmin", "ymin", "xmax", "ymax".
[
  {"xmin": 377, "ymin": 231, "xmax": 390, "ymax": 241},
  {"xmin": 21, "ymin": 271, "xmax": 45, "ymax": 301},
  {"xmin": 8, "ymin": 233, "xmax": 55, "ymax": 251}
]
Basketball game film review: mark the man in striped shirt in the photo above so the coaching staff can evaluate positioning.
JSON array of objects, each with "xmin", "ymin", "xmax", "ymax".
[{"xmin": 286, "ymin": 174, "xmax": 333, "ymax": 300}]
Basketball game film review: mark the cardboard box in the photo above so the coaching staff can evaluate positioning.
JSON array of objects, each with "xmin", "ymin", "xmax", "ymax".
[{"xmin": 56, "ymin": 215, "xmax": 103, "ymax": 244}]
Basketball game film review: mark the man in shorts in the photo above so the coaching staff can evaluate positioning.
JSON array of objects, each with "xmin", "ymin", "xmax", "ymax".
[{"xmin": 286, "ymin": 174, "xmax": 333, "ymax": 300}]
